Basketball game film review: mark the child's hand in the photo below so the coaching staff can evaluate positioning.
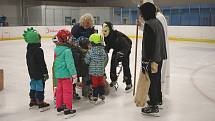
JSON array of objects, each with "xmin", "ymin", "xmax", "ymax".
[
  {"xmin": 43, "ymin": 74, "xmax": 49, "ymax": 81},
  {"xmin": 71, "ymin": 75, "xmax": 78, "ymax": 84}
]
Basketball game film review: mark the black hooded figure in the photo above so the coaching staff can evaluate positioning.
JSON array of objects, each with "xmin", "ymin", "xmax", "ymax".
[
  {"xmin": 139, "ymin": 2, "xmax": 167, "ymax": 115},
  {"xmin": 102, "ymin": 22, "xmax": 132, "ymax": 91}
]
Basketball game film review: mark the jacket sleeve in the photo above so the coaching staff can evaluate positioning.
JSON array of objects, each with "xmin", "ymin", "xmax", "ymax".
[
  {"xmin": 64, "ymin": 49, "xmax": 77, "ymax": 76},
  {"xmin": 84, "ymin": 50, "xmax": 91, "ymax": 65},
  {"xmin": 117, "ymin": 35, "xmax": 132, "ymax": 55},
  {"xmin": 142, "ymin": 24, "xmax": 156, "ymax": 62},
  {"xmin": 36, "ymin": 48, "xmax": 48, "ymax": 75}
]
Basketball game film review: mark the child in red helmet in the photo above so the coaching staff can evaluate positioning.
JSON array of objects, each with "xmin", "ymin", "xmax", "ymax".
[{"xmin": 53, "ymin": 29, "xmax": 77, "ymax": 117}]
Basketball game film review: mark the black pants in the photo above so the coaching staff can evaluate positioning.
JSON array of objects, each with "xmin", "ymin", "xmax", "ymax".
[
  {"xmin": 110, "ymin": 51, "xmax": 132, "ymax": 85},
  {"xmin": 148, "ymin": 61, "xmax": 163, "ymax": 106},
  {"xmin": 93, "ymin": 86, "xmax": 105, "ymax": 97}
]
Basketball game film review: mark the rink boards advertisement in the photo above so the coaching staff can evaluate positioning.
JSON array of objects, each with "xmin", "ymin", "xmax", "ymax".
[{"xmin": 0, "ymin": 25, "xmax": 215, "ymax": 43}]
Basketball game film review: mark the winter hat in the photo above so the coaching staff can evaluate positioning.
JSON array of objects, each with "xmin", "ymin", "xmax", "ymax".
[
  {"xmin": 78, "ymin": 37, "xmax": 90, "ymax": 49},
  {"xmin": 89, "ymin": 33, "xmax": 103, "ymax": 44},
  {"xmin": 139, "ymin": 2, "xmax": 156, "ymax": 21},
  {"xmin": 102, "ymin": 22, "xmax": 113, "ymax": 37},
  {"xmin": 23, "ymin": 27, "xmax": 40, "ymax": 44},
  {"xmin": 56, "ymin": 29, "xmax": 71, "ymax": 43},
  {"xmin": 142, "ymin": 0, "xmax": 154, "ymax": 4}
]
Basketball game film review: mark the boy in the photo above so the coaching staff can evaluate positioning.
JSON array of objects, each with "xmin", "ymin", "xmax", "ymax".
[{"xmin": 23, "ymin": 27, "xmax": 50, "ymax": 111}]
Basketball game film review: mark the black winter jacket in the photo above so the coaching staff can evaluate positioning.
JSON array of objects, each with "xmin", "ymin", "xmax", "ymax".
[
  {"xmin": 142, "ymin": 18, "xmax": 167, "ymax": 62},
  {"xmin": 71, "ymin": 23, "xmax": 95, "ymax": 39},
  {"xmin": 104, "ymin": 30, "xmax": 132, "ymax": 55},
  {"xmin": 26, "ymin": 43, "xmax": 48, "ymax": 80}
]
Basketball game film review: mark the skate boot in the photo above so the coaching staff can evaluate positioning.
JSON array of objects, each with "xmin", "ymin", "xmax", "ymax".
[
  {"xmin": 141, "ymin": 105, "xmax": 159, "ymax": 117},
  {"xmin": 73, "ymin": 93, "xmax": 81, "ymax": 100},
  {"xmin": 64, "ymin": 109, "xmax": 76, "ymax": 119},
  {"xmin": 99, "ymin": 95, "xmax": 105, "ymax": 101},
  {"xmin": 125, "ymin": 84, "xmax": 132, "ymax": 93},
  {"xmin": 110, "ymin": 81, "xmax": 118, "ymax": 91},
  {"xmin": 38, "ymin": 101, "xmax": 50, "ymax": 112},
  {"xmin": 89, "ymin": 96, "xmax": 98, "ymax": 104},
  {"xmin": 29, "ymin": 99, "xmax": 38, "ymax": 110},
  {"xmin": 147, "ymin": 100, "xmax": 163, "ymax": 109},
  {"xmin": 99, "ymin": 95, "xmax": 105, "ymax": 103},
  {"xmin": 57, "ymin": 105, "xmax": 66, "ymax": 115}
]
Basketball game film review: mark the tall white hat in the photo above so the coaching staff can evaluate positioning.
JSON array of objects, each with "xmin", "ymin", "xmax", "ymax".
[{"xmin": 142, "ymin": 0, "xmax": 154, "ymax": 4}]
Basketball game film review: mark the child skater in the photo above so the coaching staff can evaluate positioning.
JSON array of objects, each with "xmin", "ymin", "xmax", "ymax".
[
  {"xmin": 23, "ymin": 27, "xmax": 50, "ymax": 112},
  {"xmin": 54, "ymin": 29, "xmax": 77, "ymax": 117},
  {"xmin": 85, "ymin": 33, "xmax": 107, "ymax": 103}
]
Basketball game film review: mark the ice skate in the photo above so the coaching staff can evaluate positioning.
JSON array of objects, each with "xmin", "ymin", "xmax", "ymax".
[
  {"xmin": 73, "ymin": 93, "xmax": 81, "ymax": 100},
  {"xmin": 29, "ymin": 100, "xmax": 38, "ymax": 110},
  {"xmin": 38, "ymin": 101, "xmax": 50, "ymax": 112},
  {"xmin": 141, "ymin": 105, "xmax": 160, "ymax": 117},
  {"xmin": 64, "ymin": 109, "xmax": 76, "ymax": 119},
  {"xmin": 57, "ymin": 106, "xmax": 65, "ymax": 116},
  {"xmin": 99, "ymin": 95, "xmax": 105, "ymax": 103},
  {"xmin": 110, "ymin": 81, "xmax": 118, "ymax": 91},
  {"xmin": 125, "ymin": 84, "xmax": 133, "ymax": 93},
  {"xmin": 89, "ymin": 96, "xmax": 98, "ymax": 104}
]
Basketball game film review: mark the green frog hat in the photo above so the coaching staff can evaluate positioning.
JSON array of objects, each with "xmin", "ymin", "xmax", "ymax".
[{"xmin": 23, "ymin": 27, "xmax": 41, "ymax": 43}]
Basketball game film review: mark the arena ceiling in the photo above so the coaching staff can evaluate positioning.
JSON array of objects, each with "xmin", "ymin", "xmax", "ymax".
[{"xmin": 24, "ymin": 0, "xmax": 215, "ymax": 7}]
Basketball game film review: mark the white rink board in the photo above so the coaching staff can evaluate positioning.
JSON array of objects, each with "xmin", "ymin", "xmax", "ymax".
[{"xmin": 0, "ymin": 25, "xmax": 215, "ymax": 40}]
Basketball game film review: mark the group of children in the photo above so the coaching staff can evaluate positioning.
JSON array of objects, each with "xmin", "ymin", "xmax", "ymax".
[{"xmin": 24, "ymin": 27, "xmax": 108, "ymax": 117}]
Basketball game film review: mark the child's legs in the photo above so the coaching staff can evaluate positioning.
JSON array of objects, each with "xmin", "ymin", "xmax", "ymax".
[
  {"xmin": 97, "ymin": 76, "xmax": 105, "ymax": 96},
  {"xmin": 56, "ymin": 79, "xmax": 63, "ymax": 108},
  {"xmin": 98, "ymin": 86, "xmax": 105, "ymax": 96},
  {"xmin": 30, "ymin": 80, "xmax": 36, "ymax": 101},
  {"xmin": 33, "ymin": 80, "xmax": 44, "ymax": 103},
  {"xmin": 62, "ymin": 78, "xmax": 73, "ymax": 109},
  {"xmin": 82, "ymin": 75, "xmax": 91, "ymax": 97},
  {"xmin": 91, "ymin": 76, "xmax": 104, "ymax": 97}
]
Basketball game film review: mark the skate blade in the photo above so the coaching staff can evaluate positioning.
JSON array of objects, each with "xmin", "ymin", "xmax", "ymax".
[
  {"xmin": 64, "ymin": 113, "xmax": 76, "ymax": 119},
  {"xmin": 29, "ymin": 106, "xmax": 39, "ymax": 110},
  {"xmin": 125, "ymin": 88, "xmax": 133, "ymax": 93},
  {"xmin": 39, "ymin": 107, "xmax": 50, "ymax": 112},
  {"xmin": 158, "ymin": 106, "xmax": 164, "ymax": 110},
  {"xmin": 141, "ymin": 112, "xmax": 160, "ymax": 117},
  {"xmin": 93, "ymin": 100, "xmax": 105, "ymax": 105},
  {"xmin": 57, "ymin": 112, "xmax": 64, "ymax": 116}
]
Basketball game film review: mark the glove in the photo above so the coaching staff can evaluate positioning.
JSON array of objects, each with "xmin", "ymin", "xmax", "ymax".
[
  {"xmin": 142, "ymin": 61, "xmax": 149, "ymax": 73},
  {"xmin": 71, "ymin": 75, "xmax": 78, "ymax": 84},
  {"xmin": 151, "ymin": 62, "xmax": 158, "ymax": 73},
  {"xmin": 115, "ymin": 51, "xmax": 124, "ymax": 62},
  {"xmin": 43, "ymin": 74, "xmax": 49, "ymax": 81}
]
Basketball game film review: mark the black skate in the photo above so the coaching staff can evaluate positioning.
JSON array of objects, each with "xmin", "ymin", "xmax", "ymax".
[
  {"xmin": 147, "ymin": 101, "xmax": 164, "ymax": 110},
  {"xmin": 110, "ymin": 81, "xmax": 119, "ymax": 91},
  {"xmin": 29, "ymin": 101, "xmax": 38, "ymax": 110},
  {"xmin": 73, "ymin": 93, "xmax": 81, "ymax": 100},
  {"xmin": 125, "ymin": 84, "xmax": 133, "ymax": 93},
  {"xmin": 89, "ymin": 96, "xmax": 98, "ymax": 104},
  {"xmin": 57, "ymin": 105, "xmax": 66, "ymax": 116},
  {"xmin": 99, "ymin": 95, "xmax": 105, "ymax": 101},
  {"xmin": 98, "ymin": 95, "xmax": 105, "ymax": 104},
  {"xmin": 38, "ymin": 102, "xmax": 50, "ymax": 112},
  {"xmin": 64, "ymin": 109, "xmax": 76, "ymax": 119},
  {"xmin": 141, "ymin": 105, "xmax": 160, "ymax": 117}
]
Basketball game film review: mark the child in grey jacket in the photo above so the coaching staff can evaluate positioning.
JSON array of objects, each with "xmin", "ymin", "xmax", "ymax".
[{"xmin": 85, "ymin": 33, "xmax": 107, "ymax": 102}]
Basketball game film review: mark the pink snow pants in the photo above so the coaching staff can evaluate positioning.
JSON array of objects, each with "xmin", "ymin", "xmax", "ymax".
[{"xmin": 56, "ymin": 78, "xmax": 73, "ymax": 109}]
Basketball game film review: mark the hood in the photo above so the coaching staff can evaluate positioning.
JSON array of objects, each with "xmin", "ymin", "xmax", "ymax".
[
  {"xmin": 55, "ymin": 46, "xmax": 70, "ymax": 56},
  {"xmin": 27, "ymin": 43, "xmax": 41, "ymax": 51}
]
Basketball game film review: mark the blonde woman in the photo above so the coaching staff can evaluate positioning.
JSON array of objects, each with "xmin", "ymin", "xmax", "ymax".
[
  {"xmin": 71, "ymin": 13, "xmax": 96, "ymax": 38},
  {"xmin": 71, "ymin": 13, "xmax": 96, "ymax": 99}
]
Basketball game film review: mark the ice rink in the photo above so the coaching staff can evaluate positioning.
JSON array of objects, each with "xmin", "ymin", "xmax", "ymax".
[{"xmin": 0, "ymin": 39, "xmax": 215, "ymax": 121}]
